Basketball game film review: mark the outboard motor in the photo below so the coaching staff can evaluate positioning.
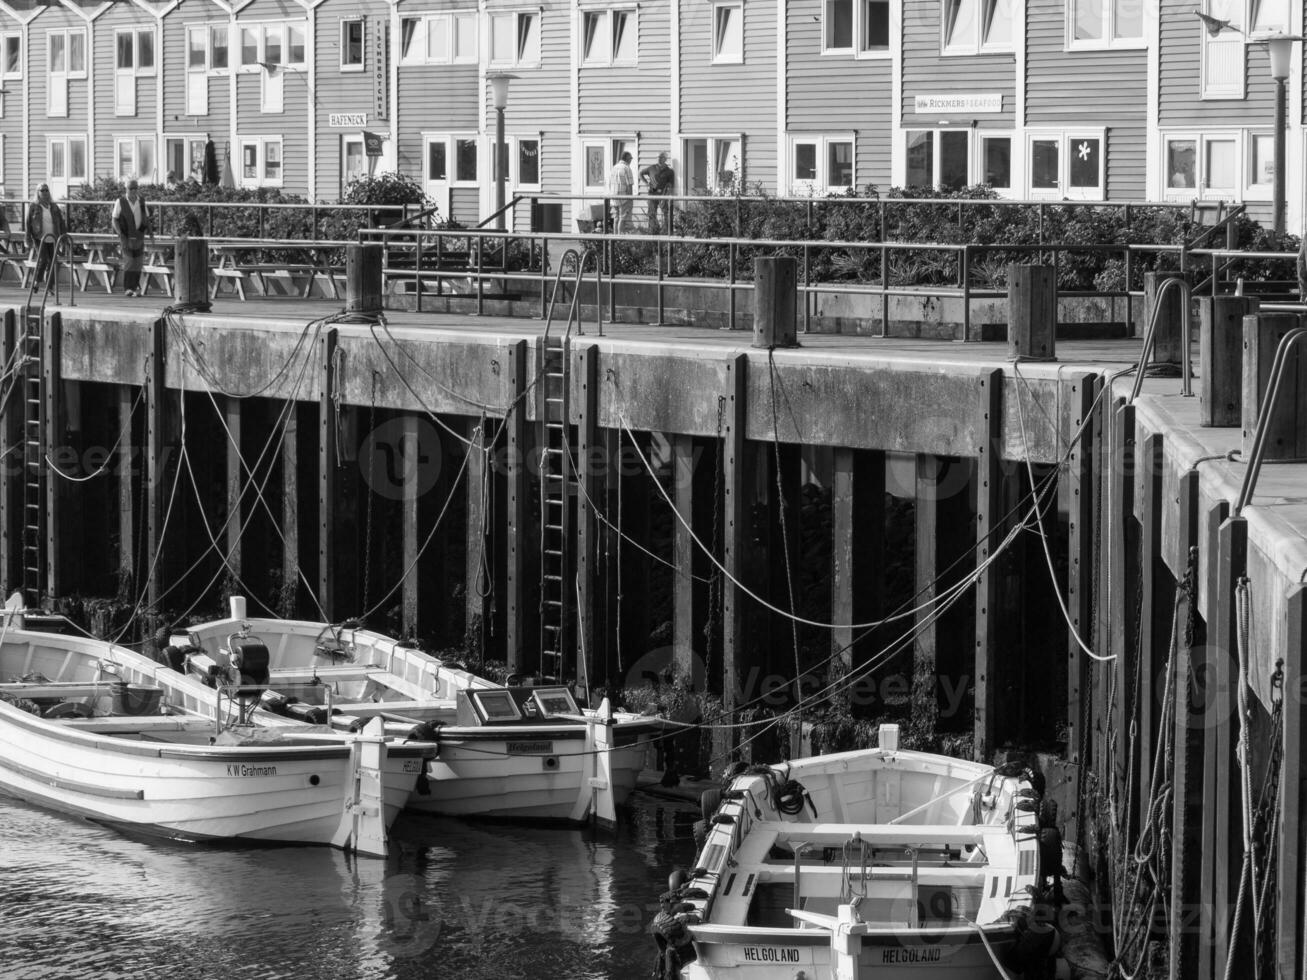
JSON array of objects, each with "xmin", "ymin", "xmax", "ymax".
[{"xmin": 226, "ymin": 634, "xmax": 271, "ymax": 726}]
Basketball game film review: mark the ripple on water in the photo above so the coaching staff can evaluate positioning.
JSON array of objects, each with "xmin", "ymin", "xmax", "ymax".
[{"xmin": 0, "ymin": 792, "xmax": 701, "ymax": 980}]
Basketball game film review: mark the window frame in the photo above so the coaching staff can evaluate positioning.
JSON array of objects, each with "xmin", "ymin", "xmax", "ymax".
[
  {"xmin": 788, "ymin": 134, "xmax": 856, "ymax": 193},
  {"xmin": 238, "ymin": 135, "xmax": 284, "ymax": 187},
  {"xmin": 47, "ymin": 28, "xmax": 88, "ymax": 78},
  {"xmin": 164, "ymin": 135, "xmax": 209, "ymax": 183},
  {"xmin": 47, "ymin": 134, "xmax": 88, "ymax": 185},
  {"xmin": 1065, "ymin": 0, "xmax": 1147, "ymax": 51},
  {"xmin": 712, "ymin": 0, "xmax": 744, "ymax": 64},
  {"xmin": 1024, "ymin": 129, "xmax": 1106, "ymax": 200},
  {"xmin": 399, "ymin": 12, "xmax": 478, "ymax": 66},
  {"xmin": 2, "ymin": 32, "xmax": 22, "ymax": 81},
  {"xmin": 238, "ymin": 21, "xmax": 309, "ymax": 72},
  {"xmin": 823, "ymin": 0, "xmax": 891, "ymax": 57},
  {"xmin": 514, "ymin": 136, "xmax": 542, "ymax": 191},
  {"xmin": 1161, "ymin": 129, "xmax": 1274, "ymax": 200},
  {"xmin": 489, "ymin": 10, "xmax": 541, "ymax": 68},
  {"xmin": 115, "ymin": 135, "xmax": 157, "ymax": 182},
  {"xmin": 340, "ymin": 19, "xmax": 365, "ymax": 72},
  {"xmin": 942, "ymin": 0, "xmax": 1014, "ymax": 54},
  {"xmin": 115, "ymin": 27, "xmax": 157, "ymax": 76},
  {"xmin": 580, "ymin": 8, "xmax": 637, "ymax": 67},
  {"xmin": 681, "ymin": 134, "xmax": 743, "ymax": 194}
]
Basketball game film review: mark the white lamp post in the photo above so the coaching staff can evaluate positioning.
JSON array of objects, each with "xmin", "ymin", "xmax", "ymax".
[
  {"xmin": 488, "ymin": 73, "xmax": 517, "ymax": 231},
  {"xmin": 1266, "ymin": 34, "xmax": 1298, "ymax": 236}
]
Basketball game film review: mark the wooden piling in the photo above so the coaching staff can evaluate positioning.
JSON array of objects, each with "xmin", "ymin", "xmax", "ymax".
[
  {"xmin": 1199, "ymin": 296, "xmax": 1259, "ymax": 427},
  {"xmin": 345, "ymin": 243, "xmax": 384, "ymax": 315},
  {"xmin": 146, "ymin": 316, "xmax": 167, "ymax": 619},
  {"xmin": 1279, "ymin": 586, "xmax": 1307, "ymax": 978},
  {"xmin": 464, "ymin": 417, "xmax": 490, "ymax": 649},
  {"xmin": 1007, "ymin": 264, "xmax": 1057, "ymax": 361},
  {"xmin": 830, "ymin": 448, "xmax": 885, "ymax": 674},
  {"xmin": 672, "ymin": 432, "xmax": 697, "ymax": 682},
  {"xmin": 400, "ymin": 412, "xmax": 420, "ymax": 637},
  {"xmin": 0, "ymin": 310, "xmax": 17, "ymax": 591},
  {"xmin": 1143, "ymin": 272, "xmax": 1184, "ymax": 366},
  {"xmin": 721, "ymin": 354, "xmax": 747, "ymax": 720},
  {"xmin": 116, "ymin": 385, "xmax": 135, "ymax": 589},
  {"xmin": 1134, "ymin": 432, "xmax": 1163, "ymax": 843},
  {"xmin": 1108, "ymin": 401, "xmax": 1138, "ymax": 814},
  {"xmin": 504, "ymin": 339, "xmax": 529, "ymax": 671},
  {"xmin": 576, "ymin": 346, "xmax": 600, "ymax": 686},
  {"xmin": 1065, "ymin": 373, "xmax": 1096, "ymax": 834},
  {"xmin": 224, "ymin": 397, "xmax": 242, "ymax": 580},
  {"xmin": 1242, "ymin": 311, "xmax": 1307, "ymax": 460},
  {"xmin": 174, "ymin": 237, "xmax": 210, "ymax": 310},
  {"xmin": 973, "ymin": 369, "xmax": 1003, "ymax": 760},
  {"xmin": 752, "ymin": 256, "xmax": 798, "ymax": 348},
  {"xmin": 280, "ymin": 405, "xmax": 300, "ymax": 617},
  {"xmin": 317, "ymin": 328, "xmax": 338, "ymax": 619}
]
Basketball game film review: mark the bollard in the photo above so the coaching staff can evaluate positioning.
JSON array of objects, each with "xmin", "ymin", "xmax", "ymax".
[
  {"xmin": 174, "ymin": 237, "xmax": 211, "ymax": 310},
  {"xmin": 1242, "ymin": 312, "xmax": 1307, "ymax": 460},
  {"xmin": 1198, "ymin": 295, "xmax": 1259, "ymax": 427},
  {"xmin": 1143, "ymin": 272, "xmax": 1184, "ymax": 364},
  {"xmin": 346, "ymin": 243, "xmax": 384, "ymax": 315},
  {"xmin": 1007, "ymin": 264, "xmax": 1057, "ymax": 361},
  {"xmin": 753, "ymin": 256, "xmax": 798, "ymax": 347}
]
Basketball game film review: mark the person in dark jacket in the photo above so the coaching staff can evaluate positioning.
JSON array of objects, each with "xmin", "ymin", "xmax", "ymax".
[
  {"xmin": 25, "ymin": 183, "xmax": 66, "ymax": 285},
  {"xmin": 639, "ymin": 152, "xmax": 675, "ymax": 233},
  {"xmin": 111, "ymin": 178, "xmax": 149, "ymax": 296}
]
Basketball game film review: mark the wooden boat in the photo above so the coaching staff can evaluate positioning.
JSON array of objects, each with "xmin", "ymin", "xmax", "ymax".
[
  {"xmin": 665, "ymin": 726, "xmax": 1050, "ymax": 980},
  {"xmin": 172, "ymin": 597, "xmax": 669, "ymax": 826},
  {"xmin": 0, "ymin": 617, "xmax": 433, "ymax": 857}
]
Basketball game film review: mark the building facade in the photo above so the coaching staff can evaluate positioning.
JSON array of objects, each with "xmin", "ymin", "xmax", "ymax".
[{"xmin": 0, "ymin": 0, "xmax": 1298, "ymax": 229}]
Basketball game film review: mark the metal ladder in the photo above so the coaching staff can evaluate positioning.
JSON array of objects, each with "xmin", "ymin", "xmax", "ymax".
[
  {"xmin": 537, "ymin": 246, "xmax": 596, "ymax": 683},
  {"xmin": 19, "ymin": 304, "xmax": 44, "ymax": 607}
]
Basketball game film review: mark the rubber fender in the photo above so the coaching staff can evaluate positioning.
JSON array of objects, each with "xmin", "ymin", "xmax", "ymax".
[{"xmin": 699, "ymin": 788, "xmax": 722, "ymax": 821}]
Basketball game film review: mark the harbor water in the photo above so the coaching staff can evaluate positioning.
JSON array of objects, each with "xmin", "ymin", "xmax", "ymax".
[{"xmin": 0, "ymin": 790, "xmax": 700, "ymax": 979}]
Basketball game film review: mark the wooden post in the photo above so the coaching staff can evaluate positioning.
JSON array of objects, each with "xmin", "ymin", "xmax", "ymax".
[
  {"xmin": 464, "ymin": 417, "xmax": 490, "ymax": 647},
  {"xmin": 1007, "ymin": 264, "xmax": 1057, "ymax": 361},
  {"xmin": 280, "ymin": 404, "xmax": 300, "ymax": 618},
  {"xmin": 0, "ymin": 310, "xmax": 18, "ymax": 592},
  {"xmin": 973, "ymin": 369, "xmax": 1003, "ymax": 760},
  {"xmin": 1169, "ymin": 470, "xmax": 1203, "ymax": 980},
  {"xmin": 672, "ymin": 432, "xmax": 697, "ymax": 682},
  {"xmin": 1242, "ymin": 312, "xmax": 1307, "ymax": 459},
  {"xmin": 400, "ymin": 412, "xmax": 420, "ymax": 638},
  {"xmin": 1134, "ymin": 432, "xmax": 1163, "ymax": 842},
  {"xmin": 346, "ymin": 243, "xmax": 384, "ymax": 315},
  {"xmin": 1064, "ymin": 372, "xmax": 1096, "ymax": 842},
  {"xmin": 1109, "ymin": 401, "xmax": 1139, "ymax": 813},
  {"xmin": 317, "ymin": 328, "xmax": 338, "ymax": 619},
  {"xmin": 1278, "ymin": 586, "xmax": 1307, "ymax": 978},
  {"xmin": 224, "ymin": 396, "xmax": 242, "ymax": 582},
  {"xmin": 914, "ymin": 455, "xmax": 942, "ymax": 732},
  {"xmin": 146, "ymin": 316, "xmax": 167, "ymax": 619},
  {"xmin": 43, "ymin": 312, "xmax": 63, "ymax": 599},
  {"xmin": 174, "ymin": 237, "xmax": 210, "ymax": 310},
  {"xmin": 576, "ymin": 345, "xmax": 600, "ymax": 687},
  {"xmin": 1143, "ymin": 271, "xmax": 1184, "ymax": 366},
  {"xmin": 721, "ymin": 354, "xmax": 748, "ymax": 722},
  {"xmin": 830, "ymin": 448, "xmax": 885, "ymax": 674},
  {"xmin": 752, "ymin": 256, "xmax": 798, "ymax": 348},
  {"xmin": 1198, "ymin": 296, "xmax": 1260, "ymax": 427},
  {"xmin": 116, "ymin": 385, "xmax": 135, "ymax": 591},
  {"xmin": 504, "ymin": 339, "xmax": 529, "ymax": 671}
]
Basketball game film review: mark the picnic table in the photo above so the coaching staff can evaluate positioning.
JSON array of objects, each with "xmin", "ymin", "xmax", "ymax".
[{"xmin": 208, "ymin": 238, "xmax": 347, "ymax": 300}]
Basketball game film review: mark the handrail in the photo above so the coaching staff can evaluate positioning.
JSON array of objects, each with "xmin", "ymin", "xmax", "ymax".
[
  {"xmin": 1128, "ymin": 276, "xmax": 1193, "ymax": 404},
  {"xmin": 791, "ymin": 841, "xmax": 812, "ymax": 914},
  {"xmin": 541, "ymin": 246, "xmax": 597, "ymax": 346},
  {"xmin": 24, "ymin": 232, "xmax": 77, "ymax": 309},
  {"xmin": 1233, "ymin": 325, "xmax": 1307, "ymax": 517},
  {"xmin": 475, "ymin": 195, "xmax": 526, "ymax": 230},
  {"xmin": 1187, "ymin": 203, "xmax": 1247, "ymax": 251}
]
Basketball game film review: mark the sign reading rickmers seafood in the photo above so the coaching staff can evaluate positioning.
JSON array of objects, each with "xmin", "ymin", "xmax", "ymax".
[{"xmin": 913, "ymin": 93, "xmax": 1002, "ymax": 113}]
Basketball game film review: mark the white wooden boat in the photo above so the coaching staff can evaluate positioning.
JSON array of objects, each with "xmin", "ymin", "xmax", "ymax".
[
  {"xmin": 667, "ymin": 726, "xmax": 1050, "ymax": 980},
  {"xmin": 172, "ymin": 597, "xmax": 669, "ymax": 826},
  {"xmin": 0, "ymin": 619, "xmax": 433, "ymax": 857}
]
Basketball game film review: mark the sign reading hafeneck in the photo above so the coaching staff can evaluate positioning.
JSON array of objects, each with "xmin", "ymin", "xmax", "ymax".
[
  {"xmin": 914, "ymin": 93, "xmax": 1002, "ymax": 113},
  {"xmin": 329, "ymin": 113, "xmax": 368, "ymax": 128}
]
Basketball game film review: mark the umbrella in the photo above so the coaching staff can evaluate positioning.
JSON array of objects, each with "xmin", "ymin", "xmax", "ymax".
[
  {"xmin": 220, "ymin": 143, "xmax": 235, "ymax": 190},
  {"xmin": 202, "ymin": 139, "xmax": 219, "ymax": 186}
]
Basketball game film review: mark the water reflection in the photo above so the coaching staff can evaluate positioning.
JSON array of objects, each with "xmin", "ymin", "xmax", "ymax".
[{"xmin": 0, "ymin": 793, "xmax": 699, "ymax": 980}]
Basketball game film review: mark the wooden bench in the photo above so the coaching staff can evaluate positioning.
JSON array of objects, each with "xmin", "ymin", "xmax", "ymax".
[{"xmin": 79, "ymin": 242, "xmax": 118, "ymax": 293}]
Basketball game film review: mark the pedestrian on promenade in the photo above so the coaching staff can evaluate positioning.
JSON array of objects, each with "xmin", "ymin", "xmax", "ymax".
[
  {"xmin": 25, "ymin": 183, "xmax": 66, "ymax": 286},
  {"xmin": 608, "ymin": 151, "xmax": 634, "ymax": 234},
  {"xmin": 112, "ymin": 178, "xmax": 149, "ymax": 297},
  {"xmin": 639, "ymin": 152, "xmax": 675, "ymax": 233}
]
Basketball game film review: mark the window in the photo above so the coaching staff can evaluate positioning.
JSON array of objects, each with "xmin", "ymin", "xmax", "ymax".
[
  {"xmin": 1164, "ymin": 131, "xmax": 1273, "ymax": 199},
  {"xmin": 239, "ymin": 22, "xmax": 307, "ymax": 69},
  {"xmin": 2, "ymin": 33, "xmax": 21, "ymax": 79},
  {"xmin": 186, "ymin": 27, "xmax": 212, "ymax": 115},
  {"xmin": 683, "ymin": 136, "xmax": 741, "ymax": 193},
  {"xmin": 116, "ymin": 137, "xmax": 156, "ymax": 181},
  {"xmin": 239, "ymin": 137, "xmax": 283, "ymax": 186},
  {"xmin": 982, "ymin": 136, "xmax": 1011, "ymax": 188},
  {"xmin": 341, "ymin": 21, "xmax": 364, "ymax": 70},
  {"xmin": 165, "ymin": 136, "xmax": 208, "ymax": 183},
  {"xmin": 581, "ymin": 9, "xmax": 636, "ymax": 66},
  {"xmin": 713, "ymin": 2, "xmax": 743, "ymax": 63},
  {"xmin": 455, "ymin": 138, "xmax": 478, "ymax": 183},
  {"xmin": 944, "ymin": 0, "xmax": 1012, "ymax": 52},
  {"xmin": 1248, "ymin": 134, "xmax": 1273, "ymax": 187},
  {"xmin": 1200, "ymin": 0, "xmax": 1248, "ymax": 98},
  {"xmin": 1026, "ymin": 131, "xmax": 1104, "ymax": 199},
  {"xmin": 47, "ymin": 29, "xmax": 86, "ymax": 117},
  {"xmin": 116, "ymin": 28, "xmax": 156, "ymax": 73},
  {"xmin": 491, "ymin": 11, "xmax": 540, "ymax": 67},
  {"xmin": 1068, "ymin": 0, "xmax": 1144, "ymax": 47},
  {"xmin": 824, "ymin": 0, "xmax": 890, "ymax": 54},
  {"xmin": 427, "ymin": 141, "xmax": 447, "ymax": 182},
  {"xmin": 905, "ymin": 131, "xmax": 970, "ymax": 190},
  {"xmin": 400, "ymin": 13, "xmax": 477, "ymax": 65},
  {"xmin": 344, "ymin": 137, "xmax": 366, "ymax": 188},
  {"xmin": 517, "ymin": 138, "xmax": 541, "ymax": 188},
  {"xmin": 789, "ymin": 136, "xmax": 854, "ymax": 192},
  {"xmin": 212, "ymin": 27, "xmax": 229, "ymax": 70},
  {"xmin": 48, "ymin": 135, "xmax": 88, "ymax": 184}
]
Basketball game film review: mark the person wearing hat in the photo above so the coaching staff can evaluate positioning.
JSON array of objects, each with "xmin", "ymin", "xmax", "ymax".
[
  {"xmin": 650, "ymin": 888, "xmax": 699, "ymax": 979},
  {"xmin": 112, "ymin": 177, "xmax": 150, "ymax": 296},
  {"xmin": 25, "ymin": 183, "xmax": 66, "ymax": 286},
  {"xmin": 639, "ymin": 152, "xmax": 675, "ymax": 234}
]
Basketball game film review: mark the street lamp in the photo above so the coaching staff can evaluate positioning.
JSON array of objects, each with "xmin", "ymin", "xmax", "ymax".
[
  {"xmin": 488, "ymin": 73, "xmax": 517, "ymax": 231},
  {"xmin": 1265, "ymin": 33, "xmax": 1300, "ymax": 236}
]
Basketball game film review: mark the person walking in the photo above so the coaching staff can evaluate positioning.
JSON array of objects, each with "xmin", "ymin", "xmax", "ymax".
[
  {"xmin": 25, "ymin": 183, "xmax": 66, "ymax": 286},
  {"xmin": 639, "ymin": 152, "xmax": 675, "ymax": 233},
  {"xmin": 607, "ymin": 151, "xmax": 634, "ymax": 234},
  {"xmin": 112, "ymin": 178, "xmax": 149, "ymax": 296}
]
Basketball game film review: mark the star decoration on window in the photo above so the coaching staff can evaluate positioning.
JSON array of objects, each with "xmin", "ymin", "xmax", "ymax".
[{"xmin": 1077, "ymin": 141, "xmax": 1093, "ymax": 161}]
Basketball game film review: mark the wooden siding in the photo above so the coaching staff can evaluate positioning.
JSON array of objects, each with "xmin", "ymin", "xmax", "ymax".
[
  {"xmin": 93, "ymin": 9, "xmax": 161, "ymax": 181},
  {"xmin": 1025, "ymin": 0, "xmax": 1146, "ymax": 126},
  {"xmin": 163, "ymin": 3, "xmax": 233, "ymax": 138},
  {"xmin": 1158, "ymin": 0, "xmax": 1275, "ymax": 126},
  {"xmin": 899, "ymin": 0, "xmax": 1014, "ymax": 126},
  {"xmin": 313, "ymin": 0, "xmax": 389, "ymax": 201},
  {"xmin": 1106, "ymin": 126, "xmax": 1146, "ymax": 199},
  {"xmin": 678, "ymin": 0, "xmax": 777, "ymax": 189},
  {"xmin": 0, "ymin": 16, "xmax": 25, "ymax": 197},
  {"xmin": 577, "ymin": 1, "xmax": 671, "ymax": 143},
  {"xmin": 785, "ymin": 0, "xmax": 892, "ymax": 190},
  {"xmin": 31, "ymin": 10, "xmax": 91, "ymax": 183}
]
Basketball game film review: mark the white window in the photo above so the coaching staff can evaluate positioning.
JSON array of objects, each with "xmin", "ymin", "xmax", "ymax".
[
  {"xmin": 944, "ymin": 0, "xmax": 1013, "ymax": 52},
  {"xmin": 490, "ymin": 11, "xmax": 540, "ymax": 67},
  {"xmin": 48, "ymin": 135, "xmax": 88, "ymax": 186},
  {"xmin": 211, "ymin": 26, "xmax": 229, "ymax": 70},
  {"xmin": 981, "ymin": 135, "xmax": 1012, "ymax": 189},
  {"xmin": 682, "ymin": 136, "xmax": 742, "ymax": 194},
  {"xmin": 239, "ymin": 137, "xmax": 283, "ymax": 187},
  {"xmin": 114, "ymin": 28, "xmax": 155, "ymax": 116},
  {"xmin": 341, "ymin": 19, "xmax": 365, "ymax": 71},
  {"xmin": 713, "ymin": 2, "xmax": 743, "ymax": 63},
  {"xmin": 905, "ymin": 130, "xmax": 971, "ymax": 189},
  {"xmin": 1163, "ymin": 130, "xmax": 1274, "ymax": 200},
  {"xmin": 1247, "ymin": 133, "xmax": 1274, "ymax": 188},
  {"xmin": 423, "ymin": 134, "xmax": 479, "ymax": 188},
  {"xmin": 1026, "ymin": 131, "xmax": 1105, "ymax": 199},
  {"xmin": 1200, "ymin": 0, "xmax": 1245, "ymax": 98},
  {"xmin": 400, "ymin": 13, "xmax": 477, "ymax": 65},
  {"xmin": 116, "ymin": 137, "xmax": 156, "ymax": 182},
  {"xmin": 1250, "ymin": 0, "xmax": 1290, "ymax": 32},
  {"xmin": 165, "ymin": 136, "xmax": 208, "ymax": 183},
  {"xmin": 47, "ymin": 29, "xmax": 86, "ymax": 118},
  {"xmin": 2, "ymin": 32, "xmax": 22, "ymax": 80},
  {"xmin": 1067, "ymin": 0, "xmax": 1144, "ymax": 48},
  {"xmin": 823, "ymin": 0, "xmax": 890, "ymax": 55},
  {"xmin": 790, "ymin": 136, "xmax": 855, "ymax": 193},
  {"xmin": 516, "ymin": 137, "xmax": 541, "ymax": 189},
  {"xmin": 343, "ymin": 137, "xmax": 366, "ymax": 188},
  {"xmin": 239, "ymin": 21, "xmax": 307, "ymax": 70},
  {"xmin": 581, "ymin": 9, "xmax": 636, "ymax": 66},
  {"xmin": 186, "ymin": 27, "xmax": 209, "ymax": 115}
]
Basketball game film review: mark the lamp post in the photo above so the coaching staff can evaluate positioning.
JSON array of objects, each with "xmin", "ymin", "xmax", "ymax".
[
  {"xmin": 1266, "ymin": 34, "xmax": 1296, "ymax": 236},
  {"xmin": 488, "ymin": 73, "xmax": 517, "ymax": 231}
]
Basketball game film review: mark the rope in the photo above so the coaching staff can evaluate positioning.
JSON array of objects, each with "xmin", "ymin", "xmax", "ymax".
[
  {"xmin": 766, "ymin": 350, "xmax": 803, "ymax": 727},
  {"xmin": 44, "ymin": 385, "xmax": 146, "ymax": 482}
]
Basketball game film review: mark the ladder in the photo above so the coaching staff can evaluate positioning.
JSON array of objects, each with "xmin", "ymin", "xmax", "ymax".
[
  {"xmin": 19, "ymin": 305, "xmax": 44, "ymax": 607},
  {"xmin": 536, "ymin": 247, "xmax": 596, "ymax": 684}
]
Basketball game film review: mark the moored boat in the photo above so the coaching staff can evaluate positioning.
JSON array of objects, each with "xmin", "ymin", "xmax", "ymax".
[
  {"xmin": 172, "ymin": 597, "xmax": 670, "ymax": 826},
  {"xmin": 658, "ymin": 726, "xmax": 1051, "ymax": 980},
  {"xmin": 0, "ymin": 617, "xmax": 433, "ymax": 856}
]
